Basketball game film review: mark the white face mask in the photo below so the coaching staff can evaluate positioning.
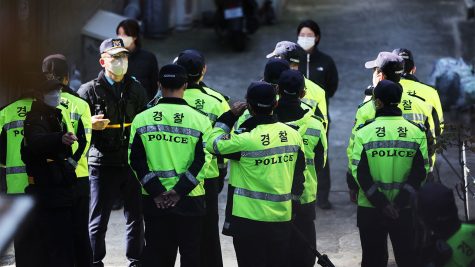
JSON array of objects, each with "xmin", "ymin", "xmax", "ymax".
[
  {"xmin": 119, "ymin": 36, "xmax": 134, "ymax": 49},
  {"xmin": 108, "ymin": 57, "xmax": 128, "ymax": 76},
  {"xmin": 297, "ymin": 36, "xmax": 316, "ymax": 51},
  {"xmin": 43, "ymin": 89, "xmax": 61, "ymax": 107}
]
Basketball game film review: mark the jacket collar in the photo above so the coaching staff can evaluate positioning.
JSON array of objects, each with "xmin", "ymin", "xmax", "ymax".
[
  {"xmin": 239, "ymin": 114, "xmax": 277, "ymax": 132},
  {"xmin": 32, "ymin": 100, "xmax": 63, "ymax": 117},
  {"xmin": 156, "ymin": 97, "xmax": 188, "ymax": 105},
  {"xmin": 375, "ymin": 106, "xmax": 402, "ymax": 117},
  {"xmin": 402, "ymin": 73, "xmax": 419, "ymax": 82},
  {"xmin": 275, "ymin": 97, "xmax": 306, "ymax": 122}
]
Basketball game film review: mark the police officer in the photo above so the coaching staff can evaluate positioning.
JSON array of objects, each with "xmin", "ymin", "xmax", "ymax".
[
  {"xmin": 206, "ymin": 81, "xmax": 306, "ymax": 267},
  {"xmin": 349, "ymin": 80, "xmax": 430, "ymax": 267},
  {"xmin": 78, "ymin": 38, "xmax": 148, "ymax": 267},
  {"xmin": 274, "ymin": 69, "xmax": 327, "ymax": 267},
  {"xmin": 129, "ymin": 64, "xmax": 212, "ymax": 267},
  {"xmin": 416, "ymin": 183, "xmax": 475, "ymax": 267},
  {"xmin": 347, "ymin": 52, "xmax": 436, "ymax": 199},
  {"xmin": 0, "ymin": 77, "xmax": 37, "ymax": 267},
  {"xmin": 175, "ymin": 50, "xmax": 229, "ymax": 267},
  {"xmin": 236, "ymin": 58, "xmax": 293, "ymax": 128},
  {"xmin": 21, "ymin": 79, "xmax": 78, "ymax": 266},
  {"xmin": 42, "ymin": 54, "xmax": 93, "ymax": 267},
  {"xmin": 392, "ymin": 48, "xmax": 444, "ymax": 136}
]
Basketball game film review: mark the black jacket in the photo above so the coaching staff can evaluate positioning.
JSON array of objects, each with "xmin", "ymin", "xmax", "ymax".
[
  {"xmin": 298, "ymin": 47, "xmax": 339, "ymax": 100},
  {"xmin": 77, "ymin": 70, "xmax": 148, "ymax": 167},
  {"xmin": 127, "ymin": 48, "xmax": 159, "ymax": 101},
  {"xmin": 21, "ymin": 101, "xmax": 76, "ymax": 207}
]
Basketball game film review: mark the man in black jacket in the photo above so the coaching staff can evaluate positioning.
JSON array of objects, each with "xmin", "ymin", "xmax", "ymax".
[
  {"xmin": 21, "ymin": 79, "xmax": 78, "ymax": 266},
  {"xmin": 77, "ymin": 38, "xmax": 148, "ymax": 267}
]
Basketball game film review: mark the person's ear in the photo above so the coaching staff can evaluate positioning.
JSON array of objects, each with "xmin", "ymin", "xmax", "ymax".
[
  {"xmin": 247, "ymin": 103, "xmax": 255, "ymax": 116},
  {"xmin": 299, "ymin": 89, "xmax": 306, "ymax": 99},
  {"xmin": 273, "ymin": 101, "xmax": 278, "ymax": 109},
  {"xmin": 411, "ymin": 66, "xmax": 417, "ymax": 75},
  {"xmin": 62, "ymin": 76, "xmax": 69, "ymax": 86},
  {"xmin": 99, "ymin": 57, "xmax": 106, "ymax": 67},
  {"xmin": 315, "ymin": 35, "xmax": 320, "ymax": 44},
  {"xmin": 374, "ymin": 98, "xmax": 384, "ymax": 109}
]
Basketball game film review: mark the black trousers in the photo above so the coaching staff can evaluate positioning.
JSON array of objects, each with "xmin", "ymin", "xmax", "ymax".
[
  {"xmin": 357, "ymin": 207, "xmax": 415, "ymax": 267},
  {"xmin": 14, "ymin": 203, "xmax": 41, "ymax": 267},
  {"xmin": 73, "ymin": 177, "xmax": 92, "ymax": 267},
  {"xmin": 16, "ymin": 205, "xmax": 75, "ymax": 267},
  {"xmin": 200, "ymin": 178, "xmax": 223, "ymax": 267},
  {"xmin": 142, "ymin": 213, "xmax": 203, "ymax": 267},
  {"xmin": 89, "ymin": 165, "xmax": 144, "ymax": 266},
  {"xmin": 233, "ymin": 219, "xmax": 291, "ymax": 267},
  {"xmin": 291, "ymin": 202, "xmax": 317, "ymax": 267}
]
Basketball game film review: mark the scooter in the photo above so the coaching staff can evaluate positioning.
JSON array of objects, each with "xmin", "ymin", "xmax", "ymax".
[{"xmin": 214, "ymin": 0, "xmax": 259, "ymax": 52}]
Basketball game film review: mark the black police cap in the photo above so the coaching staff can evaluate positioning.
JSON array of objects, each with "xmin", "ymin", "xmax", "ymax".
[
  {"xmin": 176, "ymin": 52, "xmax": 205, "ymax": 77},
  {"xmin": 42, "ymin": 54, "xmax": 69, "ymax": 77},
  {"xmin": 373, "ymin": 80, "xmax": 403, "ymax": 106},
  {"xmin": 158, "ymin": 64, "xmax": 188, "ymax": 89},
  {"xmin": 278, "ymin": 69, "xmax": 305, "ymax": 97},
  {"xmin": 264, "ymin": 58, "xmax": 290, "ymax": 84},
  {"xmin": 246, "ymin": 81, "xmax": 277, "ymax": 108}
]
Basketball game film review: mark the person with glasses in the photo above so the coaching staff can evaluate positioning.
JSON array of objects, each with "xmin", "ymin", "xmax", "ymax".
[{"xmin": 77, "ymin": 38, "xmax": 148, "ymax": 267}]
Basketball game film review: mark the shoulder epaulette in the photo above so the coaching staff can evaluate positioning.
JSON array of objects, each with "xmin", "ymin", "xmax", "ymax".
[
  {"xmin": 311, "ymin": 114, "xmax": 325, "ymax": 123},
  {"xmin": 356, "ymin": 119, "xmax": 375, "ymax": 131},
  {"xmin": 406, "ymin": 119, "xmax": 426, "ymax": 132},
  {"xmin": 409, "ymin": 94, "xmax": 426, "ymax": 102},
  {"xmin": 286, "ymin": 123, "xmax": 300, "ymax": 131},
  {"xmin": 234, "ymin": 127, "xmax": 251, "ymax": 134},
  {"xmin": 188, "ymin": 105, "xmax": 209, "ymax": 117},
  {"xmin": 204, "ymin": 86, "xmax": 230, "ymax": 101},
  {"xmin": 188, "ymin": 84, "xmax": 223, "ymax": 103},
  {"xmin": 357, "ymin": 100, "xmax": 371, "ymax": 109},
  {"xmin": 300, "ymin": 100, "xmax": 313, "ymax": 109},
  {"xmin": 417, "ymin": 81, "xmax": 439, "ymax": 92}
]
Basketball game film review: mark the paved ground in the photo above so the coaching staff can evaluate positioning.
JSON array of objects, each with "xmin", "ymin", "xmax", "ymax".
[{"xmin": 2, "ymin": 0, "xmax": 475, "ymax": 266}]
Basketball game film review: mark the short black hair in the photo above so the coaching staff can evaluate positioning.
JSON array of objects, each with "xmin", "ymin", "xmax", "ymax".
[
  {"xmin": 375, "ymin": 67, "xmax": 401, "ymax": 83},
  {"xmin": 297, "ymin": 20, "xmax": 321, "ymax": 45},
  {"xmin": 116, "ymin": 19, "xmax": 141, "ymax": 47}
]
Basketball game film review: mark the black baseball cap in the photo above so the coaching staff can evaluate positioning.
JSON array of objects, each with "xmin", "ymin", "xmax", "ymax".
[
  {"xmin": 176, "ymin": 52, "xmax": 205, "ymax": 77},
  {"xmin": 40, "ymin": 79, "xmax": 64, "ymax": 94},
  {"xmin": 264, "ymin": 58, "xmax": 290, "ymax": 84},
  {"xmin": 278, "ymin": 69, "xmax": 305, "ymax": 97},
  {"xmin": 373, "ymin": 80, "xmax": 403, "ymax": 106},
  {"xmin": 393, "ymin": 48, "xmax": 414, "ymax": 72},
  {"xmin": 266, "ymin": 41, "xmax": 303, "ymax": 64},
  {"xmin": 158, "ymin": 64, "xmax": 188, "ymax": 89},
  {"xmin": 246, "ymin": 81, "xmax": 277, "ymax": 108},
  {"xmin": 364, "ymin": 51, "xmax": 404, "ymax": 75},
  {"xmin": 176, "ymin": 49, "xmax": 205, "ymax": 64},
  {"xmin": 99, "ymin": 38, "xmax": 129, "ymax": 55},
  {"xmin": 42, "ymin": 54, "xmax": 69, "ymax": 77}
]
